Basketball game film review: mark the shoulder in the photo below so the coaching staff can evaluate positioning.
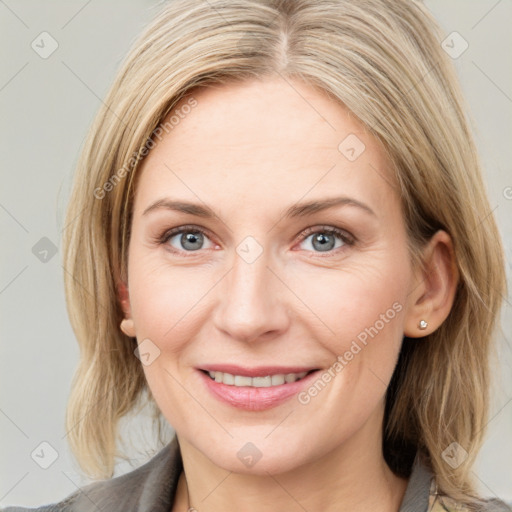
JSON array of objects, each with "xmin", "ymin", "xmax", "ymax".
[
  {"xmin": 430, "ymin": 494, "xmax": 512, "ymax": 512},
  {"xmin": 0, "ymin": 437, "xmax": 182, "ymax": 512},
  {"xmin": 399, "ymin": 452, "xmax": 511, "ymax": 512},
  {"xmin": 429, "ymin": 482, "xmax": 512, "ymax": 512}
]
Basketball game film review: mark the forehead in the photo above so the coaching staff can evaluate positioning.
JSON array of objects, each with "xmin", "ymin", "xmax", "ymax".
[{"xmin": 134, "ymin": 77, "xmax": 398, "ymax": 219}]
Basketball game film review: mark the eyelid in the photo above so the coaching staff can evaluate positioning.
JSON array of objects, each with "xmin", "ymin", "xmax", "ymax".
[
  {"xmin": 158, "ymin": 224, "xmax": 213, "ymax": 243},
  {"xmin": 296, "ymin": 225, "xmax": 355, "ymax": 245}
]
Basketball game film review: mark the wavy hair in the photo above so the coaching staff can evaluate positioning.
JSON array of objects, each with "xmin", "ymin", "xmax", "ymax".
[{"xmin": 62, "ymin": 0, "xmax": 506, "ymax": 507}]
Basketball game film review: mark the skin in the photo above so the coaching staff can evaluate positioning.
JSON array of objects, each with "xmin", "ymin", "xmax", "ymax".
[{"xmin": 120, "ymin": 76, "xmax": 458, "ymax": 512}]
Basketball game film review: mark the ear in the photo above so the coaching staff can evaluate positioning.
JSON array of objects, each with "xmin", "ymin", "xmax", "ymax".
[
  {"xmin": 118, "ymin": 281, "xmax": 136, "ymax": 338},
  {"xmin": 404, "ymin": 230, "xmax": 459, "ymax": 338}
]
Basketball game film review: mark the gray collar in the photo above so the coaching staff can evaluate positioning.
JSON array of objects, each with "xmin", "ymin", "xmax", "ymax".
[{"xmin": 398, "ymin": 454, "xmax": 433, "ymax": 512}]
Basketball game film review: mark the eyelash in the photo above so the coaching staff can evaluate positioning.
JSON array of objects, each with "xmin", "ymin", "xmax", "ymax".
[{"xmin": 157, "ymin": 224, "xmax": 356, "ymax": 257}]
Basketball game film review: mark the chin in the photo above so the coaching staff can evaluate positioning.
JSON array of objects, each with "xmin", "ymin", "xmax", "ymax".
[
  {"xmin": 216, "ymin": 450, "xmax": 304, "ymax": 476},
  {"xmin": 191, "ymin": 432, "xmax": 318, "ymax": 476}
]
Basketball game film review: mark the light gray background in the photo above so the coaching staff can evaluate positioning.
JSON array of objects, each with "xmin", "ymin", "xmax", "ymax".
[{"xmin": 1, "ymin": 0, "xmax": 511, "ymax": 507}]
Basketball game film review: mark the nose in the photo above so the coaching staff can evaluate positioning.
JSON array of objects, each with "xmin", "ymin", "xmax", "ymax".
[{"xmin": 212, "ymin": 246, "xmax": 290, "ymax": 344}]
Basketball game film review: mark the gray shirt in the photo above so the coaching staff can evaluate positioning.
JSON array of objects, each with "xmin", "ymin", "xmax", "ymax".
[{"xmin": 2, "ymin": 436, "xmax": 510, "ymax": 511}]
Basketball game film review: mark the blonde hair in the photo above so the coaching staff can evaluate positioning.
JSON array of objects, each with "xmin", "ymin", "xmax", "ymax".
[{"xmin": 62, "ymin": 0, "xmax": 506, "ymax": 507}]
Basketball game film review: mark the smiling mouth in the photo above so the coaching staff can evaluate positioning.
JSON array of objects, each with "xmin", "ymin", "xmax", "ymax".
[{"xmin": 201, "ymin": 369, "xmax": 318, "ymax": 387}]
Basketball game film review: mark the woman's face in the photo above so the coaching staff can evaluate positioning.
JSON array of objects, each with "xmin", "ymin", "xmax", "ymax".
[{"xmin": 126, "ymin": 77, "xmax": 418, "ymax": 474}]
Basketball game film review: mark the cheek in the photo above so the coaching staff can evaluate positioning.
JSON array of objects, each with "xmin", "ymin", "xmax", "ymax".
[
  {"xmin": 126, "ymin": 257, "xmax": 211, "ymax": 420},
  {"xmin": 289, "ymin": 259, "xmax": 409, "ymax": 425},
  {"xmin": 127, "ymin": 252, "xmax": 216, "ymax": 352},
  {"xmin": 290, "ymin": 250, "xmax": 411, "ymax": 417},
  {"xmin": 294, "ymin": 254, "xmax": 410, "ymax": 350}
]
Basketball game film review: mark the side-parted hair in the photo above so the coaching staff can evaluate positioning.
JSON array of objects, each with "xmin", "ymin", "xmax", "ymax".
[{"xmin": 62, "ymin": 0, "xmax": 506, "ymax": 508}]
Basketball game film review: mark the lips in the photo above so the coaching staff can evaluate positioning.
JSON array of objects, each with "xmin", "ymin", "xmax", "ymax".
[{"xmin": 197, "ymin": 365, "xmax": 320, "ymax": 411}]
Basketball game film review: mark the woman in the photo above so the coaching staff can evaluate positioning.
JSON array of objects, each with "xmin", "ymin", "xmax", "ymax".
[{"xmin": 4, "ymin": 0, "xmax": 510, "ymax": 511}]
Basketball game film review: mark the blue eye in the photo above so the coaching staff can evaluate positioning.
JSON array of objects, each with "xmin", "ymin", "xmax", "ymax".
[
  {"xmin": 161, "ymin": 226, "xmax": 214, "ymax": 253},
  {"xmin": 297, "ymin": 226, "xmax": 354, "ymax": 253}
]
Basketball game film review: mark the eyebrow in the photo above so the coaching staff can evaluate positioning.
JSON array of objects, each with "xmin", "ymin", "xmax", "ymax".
[{"xmin": 142, "ymin": 196, "xmax": 376, "ymax": 219}]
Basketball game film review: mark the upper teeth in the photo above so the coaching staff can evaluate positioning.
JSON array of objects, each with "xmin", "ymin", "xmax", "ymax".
[{"xmin": 208, "ymin": 371, "xmax": 309, "ymax": 387}]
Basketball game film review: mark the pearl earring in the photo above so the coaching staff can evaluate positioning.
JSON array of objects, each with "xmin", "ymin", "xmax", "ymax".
[
  {"xmin": 418, "ymin": 320, "xmax": 428, "ymax": 330},
  {"xmin": 120, "ymin": 318, "xmax": 135, "ymax": 337}
]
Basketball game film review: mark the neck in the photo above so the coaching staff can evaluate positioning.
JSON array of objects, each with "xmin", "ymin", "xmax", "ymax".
[{"xmin": 172, "ymin": 416, "xmax": 408, "ymax": 512}]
